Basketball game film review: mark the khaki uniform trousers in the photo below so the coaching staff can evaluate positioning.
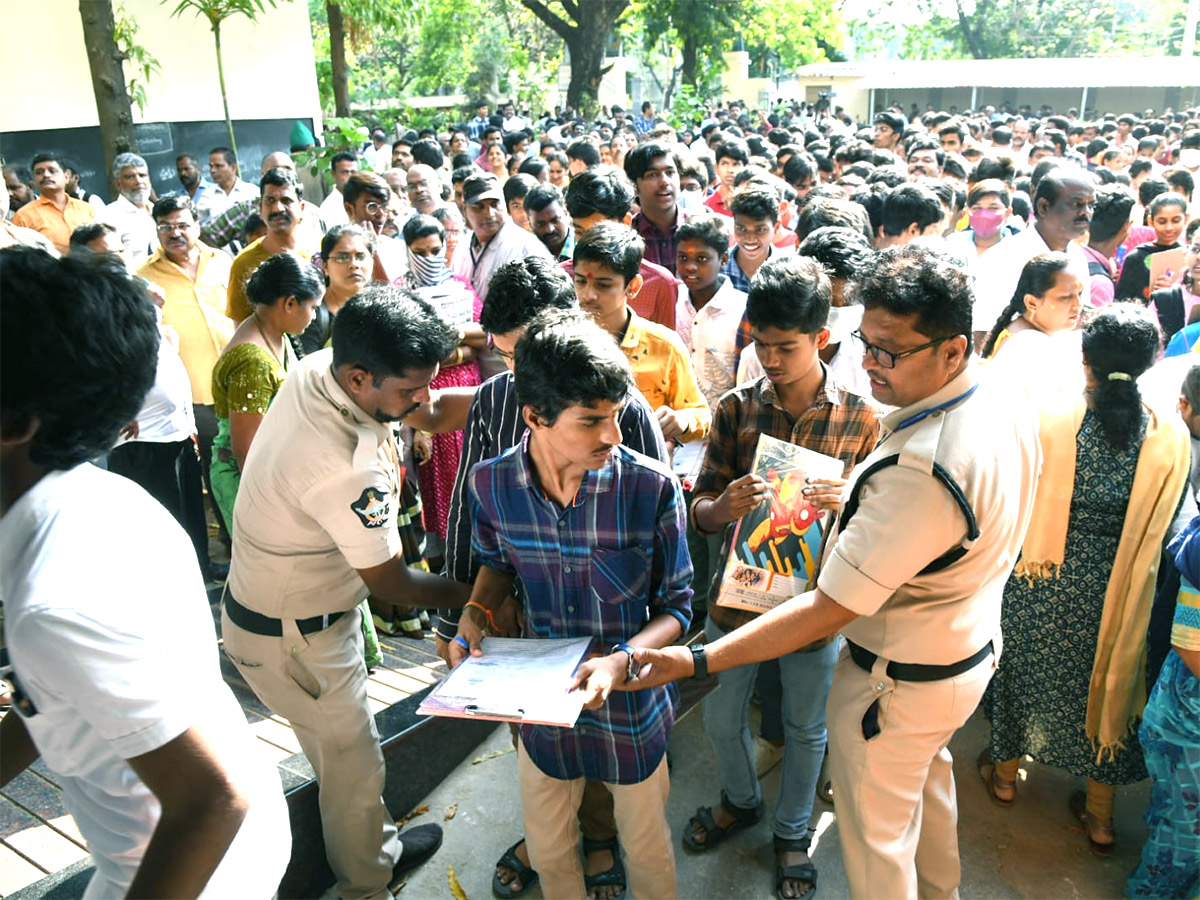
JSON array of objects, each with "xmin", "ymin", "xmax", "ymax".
[
  {"xmin": 826, "ymin": 645, "xmax": 996, "ymax": 900},
  {"xmin": 222, "ymin": 605, "xmax": 402, "ymax": 900},
  {"xmin": 517, "ymin": 742, "xmax": 677, "ymax": 900}
]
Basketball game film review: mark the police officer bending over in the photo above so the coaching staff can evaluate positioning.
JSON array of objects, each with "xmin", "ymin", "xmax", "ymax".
[
  {"xmin": 222, "ymin": 286, "xmax": 474, "ymax": 899},
  {"xmin": 627, "ymin": 245, "xmax": 1041, "ymax": 900}
]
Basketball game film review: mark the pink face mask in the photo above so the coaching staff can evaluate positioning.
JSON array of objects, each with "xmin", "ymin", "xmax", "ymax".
[{"xmin": 970, "ymin": 208, "xmax": 1006, "ymax": 238}]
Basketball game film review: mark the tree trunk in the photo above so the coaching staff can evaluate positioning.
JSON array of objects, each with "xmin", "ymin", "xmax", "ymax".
[
  {"xmin": 564, "ymin": 34, "xmax": 607, "ymax": 111},
  {"xmin": 78, "ymin": 0, "xmax": 138, "ymax": 201},
  {"xmin": 519, "ymin": 0, "xmax": 630, "ymax": 112},
  {"xmin": 213, "ymin": 22, "xmax": 237, "ymax": 156},
  {"xmin": 681, "ymin": 34, "xmax": 699, "ymax": 88},
  {"xmin": 955, "ymin": 0, "xmax": 989, "ymax": 59},
  {"xmin": 328, "ymin": 1, "xmax": 351, "ymax": 117}
]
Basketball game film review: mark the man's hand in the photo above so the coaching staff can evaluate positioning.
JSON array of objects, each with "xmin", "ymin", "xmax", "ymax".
[
  {"xmin": 616, "ymin": 645, "xmax": 694, "ymax": 690},
  {"xmin": 655, "ymin": 406, "xmax": 689, "ymax": 441},
  {"xmin": 708, "ymin": 474, "xmax": 772, "ymax": 526},
  {"xmin": 491, "ymin": 593, "xmax": 525, "ymax": 637},
  {"xmin": 411, "ymin": 430, "xmax": 433, "ymax": 465},
  {"xmin": 802, "ymin": 476, "xmax": 847, "ymax": 511},
  {"xmin": 449, "ymin": 606, "xmax": 487, "ymax": 668},
  {"xmin": 121, "ymin": 420, "xmax": 140, "ymax": 441},
  {"xmin": 435, "ymin": 634, "xmax": 453, "ymax": 666},
  {"xmin": 569, "ymin": 653, "xmax": 626, "ymax": 710}
]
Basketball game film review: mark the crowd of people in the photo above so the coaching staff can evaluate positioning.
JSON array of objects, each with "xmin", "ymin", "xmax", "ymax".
[{"xmin": 2, "ymin": 91, "xmax": 1200, "ymax": 900}]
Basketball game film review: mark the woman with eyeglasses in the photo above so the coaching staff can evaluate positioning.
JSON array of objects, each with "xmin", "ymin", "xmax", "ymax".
[
  {"xmin": 978, "ymin": 305, "xmax": 1191, "ymax": 858},
  {"xmin": 401, "ymin": 214, "xmax": 485, "ymax": 574},
  {"xmin": 300, "ymin": 224, "xmax": 375, "ymax": 355}
]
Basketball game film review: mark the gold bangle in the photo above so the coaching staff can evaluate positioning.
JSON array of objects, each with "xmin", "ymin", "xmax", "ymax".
[{"xmin": 452, "ymin": 346, "xmax": 464, "ymax": 366}]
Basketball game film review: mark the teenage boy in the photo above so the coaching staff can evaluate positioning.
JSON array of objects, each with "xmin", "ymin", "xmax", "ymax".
[
  {"xmin": 436, "ymin": 257, "xmax": 668, "ymax": 900},
  {"xmin": 722, "ymin": 184, "xmax": 784, "ymax": 293},
  {"xmin": 452, "ymin": 310, "xmax": 693, "ymax": 900},
  {"xmin": 626, "ymin": 141, "xmax": 687, "ymax": 275},
  {"xmin": 705, "ymin": 140, "xmax": 750, "ymax": 218},
  {"xmin": 573, "ymin": 222, "xmax": 710, "ymax": 444},
  {"xmin": 685, "ymin": 255, "xmax": 878, "ymax": 900}
]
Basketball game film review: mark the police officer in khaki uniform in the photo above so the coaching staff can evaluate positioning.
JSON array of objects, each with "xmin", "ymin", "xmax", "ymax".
[
  {"xmin": 222, "ymin": 287, "xmax": 473, "ymax": 899},
  {"xmin": 628, "ymin": 245, "xmax": 1041, "ymax": 900}
]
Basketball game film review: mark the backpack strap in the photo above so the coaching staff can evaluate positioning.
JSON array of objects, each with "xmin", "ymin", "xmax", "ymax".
[
  {"xmin": 1087, "ymin": 259, "xmax": 1114, "ymax": 283},
  {"xmin": 837, "ymin": 454, "xmax": 980, "ymax": 576}
]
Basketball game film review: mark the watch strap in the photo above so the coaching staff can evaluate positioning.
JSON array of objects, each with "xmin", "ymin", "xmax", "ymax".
[{"xmin": 690, "ymin": 643, "xmax": 709, "ymax": 681}]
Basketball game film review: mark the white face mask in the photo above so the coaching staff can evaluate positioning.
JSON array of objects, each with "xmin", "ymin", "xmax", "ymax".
[{"xmin": 826, "ymin": 304, "xmax": 863, "ymax": 347}]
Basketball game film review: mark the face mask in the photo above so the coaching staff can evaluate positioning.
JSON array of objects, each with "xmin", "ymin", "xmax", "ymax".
[
  {"xmin": 826, "ymin": 304, "xmax": 863, "ymax": 346},
  {"xmin": 970, "ymin": 208, "xmax": 1006, "ymax": 238}
]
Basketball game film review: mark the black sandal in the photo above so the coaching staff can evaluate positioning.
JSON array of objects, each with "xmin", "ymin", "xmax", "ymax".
[
  {"xmin": 492, "ymin": 838, "xmax": 539, "ymax": 898},
  {"xmin": 774, "ymin": 836, "xmax": 817, "ymax": 900},
  {"xmin": 681, "ymin": 791, "xmax": 763, "ymax": 853},
  {"xmin": 582, "ymin": 837, "xmax": 626, "ymax": 900}
]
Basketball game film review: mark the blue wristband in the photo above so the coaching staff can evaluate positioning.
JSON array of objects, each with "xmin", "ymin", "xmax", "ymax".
[{"xmin": 453, "ymin": 635, "xmax": 470, "ymax": 651}]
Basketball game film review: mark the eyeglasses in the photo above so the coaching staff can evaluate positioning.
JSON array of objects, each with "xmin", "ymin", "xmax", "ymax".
[
  {"xmin": 156, "ymin": 222, "xmax": 195, "ymax": 234},
  {"xmin": 363, "ymin": 201, "xmax": 386, "ymax": 215},
  {"xmin": 851, "ymin": 330, "xmax": 951, "ymax": 369},
  {"xmin": 329, "ymin": 251, "xmax": 371, "ymax": 265},
  {"xmin": 486, "ymin": 334, "xmax": 514, "ymax": 362}
]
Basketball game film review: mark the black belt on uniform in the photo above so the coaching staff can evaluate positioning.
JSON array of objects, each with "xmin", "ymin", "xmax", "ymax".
[
  {"xmin": 224, "ymin": 591, "xmax": 345, "ymax": 637},
  {"xmin": 847, "ymin": 639, "xmax": 993, "ymax": 683}
]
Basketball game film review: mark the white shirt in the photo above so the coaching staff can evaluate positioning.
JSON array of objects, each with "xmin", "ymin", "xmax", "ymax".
[
  {"xmin": 129, "ymin": 327, "xmax": 196, "ymax": 442},
  {"xmin": 972, "ymin": 224, "xmax": 1090, "ymax": 334},
  {"xmin": 1, "ymin": 464, "xmax": 290, "ymax": 898},
  {"xmin": 364, "ymin": 143, "xmax": 393, "ymax": 174},
  {"xmin": 676, "ymin": 276, "xmax": 746, "ymax": 411},
  {"xmin": 319, "ymin": 187, "xmax": 349, "ymax": 226},
  {"xmin": 203, "ymin": 178, "xmax": 260, "ymax": 224},
  {"xmin": 98, "ymin": 195, "xmax": 157, "ymax": 265},
  {"xmin": 450, "ymin": 219, "xmax": 550, "ymax": 303}
]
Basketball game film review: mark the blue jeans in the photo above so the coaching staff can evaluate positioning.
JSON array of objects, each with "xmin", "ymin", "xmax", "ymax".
[{"xmin": 702, "ymin": 617, "xmax": 838, "ymax": 845}]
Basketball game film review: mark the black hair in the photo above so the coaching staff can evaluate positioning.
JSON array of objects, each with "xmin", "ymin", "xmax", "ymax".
[
  {"xmin": 479, "ymin": 256, "xmax": 576, "ymax": 335},
  {"xmin": 260, "ymin": 166, "xmax": 300, "ymax": 191},
  {"xmin": 342, "ymin": 171, "xmax": 390, "ymax": 207},
  {"xmin": 676, "ymin": 213, "xmax": 730, "ymax": 256},
  {"xmin": 401, "ymin": 213, "xmax": 444, "ymax": 246},
  {"xmin": 1029, "ymin": 158, "xmax": 1066, "ymax": 198},
  {"xmin": 966, "ymin": 178, "xmax": 1011, "ymax": 208},
  {"xmin": 563, "ymin": 165, "xmax": 635, "ymax": 221},
  {"xmin": 1148, "ymin": 192, "xmax": 1188, "ymax": 221},
  {"xmin": 518, "ymin": 156, "xmax": 550, "ymax": 181},
  {"xmin": 1138, "ymin": 176, "xmax": 1169, "ymax": 208},
  {"xmin": 906, "ymin": 138, "xmax": 945, "ymax": 169},
  {"xmin": 782, "ymin": 152, "xmax": 816, "ymax": 189},
  {"xmin": 332, "ymin": 286, "xmax": 456, "ymax": 381},
  {"xmin": 1010, "ymin": 191, "xmax": 1032, "ymax": 223},
  {"xmin": 864, "ymin": 166, "xmax": 907, "ymax": 189},
  {"xmin": 451, "ymin": 165, "xmax": 476, "ymax": 186},
  {"xmin": 523, "ymin": 182, "xmax": 563, "ymax": 215},
  {"xmin": 856, "ymin": 244, "xmax": 973, "ymax": 355},
  {"xmin": 30, "ymin": 152, "xmax": 64, "ymax": 171},
  {"xmin": 970, "ymin": 156, "xmax": 1016, "ymax": 186},
  {"xmin": 746, "ymin": 254, "xmax": 832, "ymax": 335},
  {"xmin": 246, "ymin": 251, "xmax": 323, "ymax": 307},
  {"xmin": 566, "ymin": 140, "xmax": 601, "ymax": 168},
  {"xmin": 623, "ymin": 141, "xmax": 680, "ymax": 182},
  {"xmin": 68, "ymin": 221, "xmax": 118, "ymax": 253},
  {"xmin": 1081, "ymin": 304, "xmax": 1159, "ymax": 450},
  {"xmin": 573, "ymin": 221, "xmax": 643, "ymax": 282},
  {"xmin": 331, "ymin": 151, "xmax": 357, "ymax": 171},
  {"xmin": 1, "ymin": 246, "xmax": 159, "ymax": 469},
  {"xmin": 412, "ymin": 139, "xmax": 444, "ymax": 169},
  {"xmin": 1088, "ymin": 184, "xmax": 1137, "ymax": 243},
  {"xmin": 797, "ymin": 226, "xmax": 873, "ymax": 282},
  {"xmin": 981, "ymin": 252, "xmax": 1072, "ymax": 357},
  {"xmin": 1181, "ymin": 364, "xmax": 1200, "ymax": 410},
  {"xmin": 714, "ymin": 139, "xmax": 750, "ymax": 166},
  {"xmin": 1164, "ymin": 167, "xmax": 1195, "ymax": 198},
  {"xmin": 504, "ymin": 173, "xmax": 538, "ymax": 206},
  {"xmin": 1128, "ymin": 158, "xmax": 1154, "ymax": 179},
  {"xmin": 209, "ymin": 147, "xmax": 237, "ymax": 167},
  {"xmin": 796, "ymin": 197, "xmax": 874, "ymax": 244},
  {"xmin": 729, "ymin": 184, "xmax": 780, "ymax": 223},
  {"xmin": 151, "ymin": 194, "xmax": 195, "ymax": 221},
  {"xmin": 881, "ymin": 183, "xmax": 943, "ymax": 236},
  {"xmin": 319, "ymin": 224, "xmax": 377, "ymax": 286},
  {"xmin": 514, "ymin": 308, "xmax": 632, "ymax": 426},
  {"xmin": 938, "ymin": 122, "xmax": 967, "ymax": 142},
  {"xmin": 242, "ymin": 213, "xmax": 266, "ymax": 244}
]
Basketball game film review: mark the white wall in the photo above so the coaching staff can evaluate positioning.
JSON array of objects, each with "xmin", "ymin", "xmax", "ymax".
[{"xmin": 1, "ymin": 0, "xmax": 320, "ymax": 133}]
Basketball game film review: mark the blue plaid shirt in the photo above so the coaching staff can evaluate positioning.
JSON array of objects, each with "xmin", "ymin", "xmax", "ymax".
[{"xmin": 469, "ymin": 438, "xmax": 693, "ymax": 784}]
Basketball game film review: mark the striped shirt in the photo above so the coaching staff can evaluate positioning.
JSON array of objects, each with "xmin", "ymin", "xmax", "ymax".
[
  {"xmin": 694, "ymin": 368, "xmax": 880, "ymax": 633},
  {"xmin": 435, "ymin": 371, "xmax": 668, "ymax": 640},
  {"xmin": 469, "ymin": 438, "xmax": 693, "ymax": 783}
]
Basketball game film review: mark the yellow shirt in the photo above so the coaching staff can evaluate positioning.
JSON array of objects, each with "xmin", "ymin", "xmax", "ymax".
[
  {"xmin": 618, "ymin": 309, "xmax": 711, "ymax": 442},
  {"xmin": 226, "ymin": 235, "xmax": 321, "ymax": 322},
  {"xmin": 11, "ymin": 194, "xmax": 97, "ymax": 254},
  {"xmin": 137, "ymin": 246, "xmax": 235, "ymax": 405}
]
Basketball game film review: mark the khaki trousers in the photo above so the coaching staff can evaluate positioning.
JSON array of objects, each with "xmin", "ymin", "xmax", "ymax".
[
  {"xmin": 826, "ymin": 645, "xmax": 996, "ymax": 900},
  {"xmin": 222, "ymin": 606, "xmax": 401, "ymax": 900},
  {"xmin": 517, "ymin": 743, "xmax": 677, "ymax": 900}
]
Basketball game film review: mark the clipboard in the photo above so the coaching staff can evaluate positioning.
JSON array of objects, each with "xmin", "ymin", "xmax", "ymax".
[
  {"xmin": 417, "ymin": 636, "xmax": 594, "ymax": 727},
  {"xmin": 1149, "ymin": 247, "xmax": 1186, "ymax": 292}
]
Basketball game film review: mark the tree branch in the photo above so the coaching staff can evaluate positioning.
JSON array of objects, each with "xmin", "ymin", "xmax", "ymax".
[{"xmin": 518, "ymin": 0, "xmax": 572, "ymax": 39}]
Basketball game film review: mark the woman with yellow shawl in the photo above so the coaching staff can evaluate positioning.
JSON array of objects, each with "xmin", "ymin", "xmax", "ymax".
[{"xmin": 978, "ymin": 305, "xmax": 1192, "ymax": 856}]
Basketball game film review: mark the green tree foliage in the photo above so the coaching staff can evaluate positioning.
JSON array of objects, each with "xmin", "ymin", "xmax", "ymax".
[{"xmin": 113, "ymin": 4, "xmax": 161, "ymax": 116}]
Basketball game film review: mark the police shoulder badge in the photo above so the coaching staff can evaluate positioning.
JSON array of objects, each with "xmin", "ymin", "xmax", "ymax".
[{"xmin": 350, "ymin": 487, "xmax": 390, "ymax": 528}]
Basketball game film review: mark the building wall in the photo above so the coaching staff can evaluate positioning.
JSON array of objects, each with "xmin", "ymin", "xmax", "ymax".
[{"xmin": 1, "ymin": 0, "xmax": 320, "ymax": 133}]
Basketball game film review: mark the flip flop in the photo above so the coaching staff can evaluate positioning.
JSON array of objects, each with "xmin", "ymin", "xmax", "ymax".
[{"xmin": 492, "ymin": 838, "xmax": 539, "ymax": 898}]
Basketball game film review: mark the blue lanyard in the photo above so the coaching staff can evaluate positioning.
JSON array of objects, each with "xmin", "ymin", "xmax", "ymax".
[{"xmin": 894, "ymin": 383, "xmax": 979, "ymax": 433}]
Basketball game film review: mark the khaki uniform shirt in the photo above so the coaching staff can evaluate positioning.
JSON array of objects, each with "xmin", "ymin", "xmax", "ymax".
[
  {"xmin": 229, "ymin": 349, "xmax": 402, "ymax": 618},
  {"xmin": 817, "ymin": 365, "xmax": 1040, "ymax": 665}
]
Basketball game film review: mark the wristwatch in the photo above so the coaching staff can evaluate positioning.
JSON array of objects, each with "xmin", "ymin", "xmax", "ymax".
[
  {"xmin": 689, "ymin": 644, "xmax": 709, "ymax": 681},
  {"xmin": 611, "ymin": 643, "xmax": 640, "ymax": 683}
]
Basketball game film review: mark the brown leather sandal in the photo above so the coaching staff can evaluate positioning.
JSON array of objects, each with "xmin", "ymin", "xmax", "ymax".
[
  {"xmin": 976, "ymin": 749, "xmax": 1017, "ymax": 807},
  {"xmin": 1068, "ymin": 790, "xmax": 1115, "ymax": 857}
]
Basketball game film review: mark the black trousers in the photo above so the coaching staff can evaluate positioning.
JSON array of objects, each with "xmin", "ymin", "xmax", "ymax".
[
  {"xmin": 108, "ymin": 437, "xmax": 208, "ymax": 567},
  {"xmin": 194, "ymin": 403, "xmax": 228, "ymax": 551}
]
